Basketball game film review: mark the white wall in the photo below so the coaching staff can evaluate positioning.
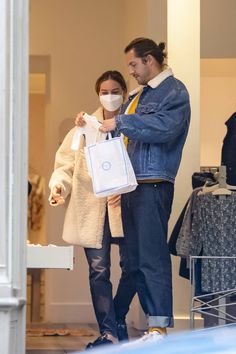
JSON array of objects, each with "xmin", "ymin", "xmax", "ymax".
[
  {"xmin": 200, "ymin": 0, "xmax": 236, "ymax": 168},
  {"xmin": 201, "ymin": 59, "xmax": 236, "ymax": 166},
  {"xmin": 123, "ymin": 0, "xmax": 167, "ymax": 92},
  {"xmin": 168, "ymin": 0, "xmax": 200, "ymax": 329},
  {"xmin": 201, "ymin": 0, "xmax": 236, "ymax": 58}
]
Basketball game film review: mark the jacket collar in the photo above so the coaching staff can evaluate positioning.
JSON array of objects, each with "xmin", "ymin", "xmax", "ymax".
[
  {"xmin": 128, "ymin": 68, "xmax": 173, "ymax": 97},
  {"xmin": 148, "ymin": 68, "xmax": 173, "ymax": 88},
  {"xmin": 128, "ymin": 86, "xmax": 143, "ymax": 97},
  {"xmin": 92, "ymin": 106, "xmax": 104, "ymax": 123}
]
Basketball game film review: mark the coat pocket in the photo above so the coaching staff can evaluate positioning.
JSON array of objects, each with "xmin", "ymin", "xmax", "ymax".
[{"xmin": 137, "ymin": 103, "xmax": 160, "ymax": 114}]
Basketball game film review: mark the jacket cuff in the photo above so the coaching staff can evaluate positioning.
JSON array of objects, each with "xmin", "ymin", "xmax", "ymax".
[{"xmin": 115, "ymin": 115, "xmax": 123, "ymax": 132}]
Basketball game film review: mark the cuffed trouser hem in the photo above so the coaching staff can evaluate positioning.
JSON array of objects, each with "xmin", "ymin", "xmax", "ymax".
[{"xmin": 148, "ymin": 316, "xmax": 174, "ymax": 328}]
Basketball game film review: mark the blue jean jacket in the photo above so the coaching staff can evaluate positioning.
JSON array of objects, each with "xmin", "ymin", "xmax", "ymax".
[{"xmin": 116, "ymin": 74, "xmax": 191, "ymax": 183}]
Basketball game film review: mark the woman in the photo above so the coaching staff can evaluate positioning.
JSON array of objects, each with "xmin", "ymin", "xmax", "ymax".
[{"xmin": 49, "ymin": 71, "xmax": 136, "ymax": 349}]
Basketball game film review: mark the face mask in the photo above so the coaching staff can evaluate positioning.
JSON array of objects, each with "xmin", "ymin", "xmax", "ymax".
[{"xmin": 99, "ymin": 94, "xmax": 123, "ymax": 112}]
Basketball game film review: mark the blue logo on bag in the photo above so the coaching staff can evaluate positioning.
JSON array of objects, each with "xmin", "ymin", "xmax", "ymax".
[{"xmin": 102, "ymin": 161, "xmax": 111, "ymax": 171}]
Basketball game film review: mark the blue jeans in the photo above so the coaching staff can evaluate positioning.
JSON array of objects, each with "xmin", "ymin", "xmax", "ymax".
[
  {"xmin": 114, "ymin": 241, "xmax": 137, "ymax": 324},
  {"xmin": 121, "ymin": 182, "xmax": 174, "ymax": 328},
  {"xmin": 84, "ymin": 211, "xmax": 136, "ymax": 337}
]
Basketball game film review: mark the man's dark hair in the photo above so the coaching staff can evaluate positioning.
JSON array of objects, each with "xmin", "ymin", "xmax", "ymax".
[
  {"xmin": 124, "ymin": 37, "xmax": 167, "ymax": 67},
  {"xmin": 95, "ymin": 70, "xmax": 127, "ymax": 95}
]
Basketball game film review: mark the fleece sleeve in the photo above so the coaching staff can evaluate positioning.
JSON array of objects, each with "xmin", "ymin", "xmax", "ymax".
[{"xmin": 48, "ymin": 128, "xmax": 76, "ymax": 203}]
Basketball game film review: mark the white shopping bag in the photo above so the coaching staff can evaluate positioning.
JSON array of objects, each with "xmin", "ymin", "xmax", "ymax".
[{"xmin": 85, "ymin": 135, "xmax": 137, "ymax": 197}]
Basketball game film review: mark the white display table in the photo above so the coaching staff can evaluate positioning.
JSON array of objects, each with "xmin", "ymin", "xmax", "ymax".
[
  {"xmin": 27, "ymin": 245, "xmax": 74, "ymax": 269},
  {"xmin": 26, "ymin": 245, "xmax": 74, "ymax": 321}
]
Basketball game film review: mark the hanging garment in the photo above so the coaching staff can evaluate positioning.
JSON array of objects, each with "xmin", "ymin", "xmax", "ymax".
[
  {"xmin": 184, "ymin": 193, "xmax": 236, "ymax": 293},
  {"xmin": 169, "ymin": 173, "xmax": 216, "ymax": 281},
  {"xmin": 28, "ymin": 174, "xmax": 45, "ymax": 231}
]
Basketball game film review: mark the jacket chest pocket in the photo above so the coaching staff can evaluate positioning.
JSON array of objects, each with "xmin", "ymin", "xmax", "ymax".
[{"xmin": 136, "ymin": 103, "xmax": 160, "ymax": 114}]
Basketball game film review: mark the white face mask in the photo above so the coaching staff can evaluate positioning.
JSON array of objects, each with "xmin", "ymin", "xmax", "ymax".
[{"xmin": 99, "ymin": 94, "xmax": 123, "ymax": 112}]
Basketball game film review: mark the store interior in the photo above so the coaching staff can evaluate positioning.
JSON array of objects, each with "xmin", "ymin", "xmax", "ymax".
[{"xmin": 26, "ymin": 0, "xmax": 236, "ymax": 347}]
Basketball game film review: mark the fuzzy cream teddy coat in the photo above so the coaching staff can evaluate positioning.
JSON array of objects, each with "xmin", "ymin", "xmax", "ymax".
[{"xmin": 49, "ymin": 107, "xmax": 123, "ymax": 248}]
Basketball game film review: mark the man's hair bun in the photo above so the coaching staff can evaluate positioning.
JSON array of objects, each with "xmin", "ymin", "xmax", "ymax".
[{"xmin": 159, "ymin": 42, "xmax": 166, "ymax": 52}]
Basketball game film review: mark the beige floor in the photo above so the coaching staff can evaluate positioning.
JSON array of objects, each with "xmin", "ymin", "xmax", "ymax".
[{"xmin": 26, "ymin": 323, "xmax": 142, "ymax": 354}]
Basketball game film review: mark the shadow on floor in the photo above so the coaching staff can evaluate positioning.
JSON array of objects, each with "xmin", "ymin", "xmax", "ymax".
[{"xmin": 26, "ymin": 322, "xmax": 142, "ymax": 354}]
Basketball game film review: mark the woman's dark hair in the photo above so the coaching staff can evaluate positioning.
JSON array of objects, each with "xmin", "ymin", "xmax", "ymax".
[
  {"xmin": 95, "ymin": 70, "xmax": 127, "ymax": 95},
  {"xmin": 124, "ymin": 37, "xmax": 167, "ymax": 67}
]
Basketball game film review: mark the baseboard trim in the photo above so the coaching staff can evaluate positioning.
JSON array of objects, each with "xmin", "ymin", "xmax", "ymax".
[
  {"xmin": 45, "ymin": 302, "xmax": 203, "ymax": 332},
  {"xmin": 45, "ymin": 302, "xmax": 96, "ymax": 323}
]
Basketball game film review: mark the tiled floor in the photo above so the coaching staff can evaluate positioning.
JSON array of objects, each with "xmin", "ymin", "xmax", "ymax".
[{"xmin": 26, "ymin": 323, "xmax": 142, "ymax": 354}]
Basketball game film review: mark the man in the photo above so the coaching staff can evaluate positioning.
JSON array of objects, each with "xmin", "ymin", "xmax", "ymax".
[{"xmin": 100, "ymin": 37, "xmax": 190, "ymax": 341}]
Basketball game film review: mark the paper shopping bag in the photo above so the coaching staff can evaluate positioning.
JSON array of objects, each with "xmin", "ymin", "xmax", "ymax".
[{"xmin": 85, "ymin": 136, "xmax": 137, "ymax": 197}]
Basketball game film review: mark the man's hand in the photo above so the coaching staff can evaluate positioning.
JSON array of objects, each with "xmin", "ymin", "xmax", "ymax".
[
  {"xmin": 99, "ymin": 118, "xmax": 116, "ymax": 133},
  {"xmin": 51, "ymin": 184, "xmax": 65, "ymax": 205},
  {"xmin": 107, "ymin": 194, "xmax": 121, "ymax": 208},
  {"xmin": 75, "ymin": 111, "xmax": 86, "ymax": 127}
]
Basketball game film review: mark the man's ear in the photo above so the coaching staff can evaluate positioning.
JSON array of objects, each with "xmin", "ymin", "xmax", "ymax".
[
  {"xmin": 143, "ymin": 54, "xmax": 152, "ymax": 64},
  {"xmin": 147, "ymin": 54, "xmax": 153, "ymax": 63}
]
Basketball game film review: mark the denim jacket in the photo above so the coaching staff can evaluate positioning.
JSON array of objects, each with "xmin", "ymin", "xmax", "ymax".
[{"xmin": 116, "ymin": 69, "xmax": 191, "ymax": 183}]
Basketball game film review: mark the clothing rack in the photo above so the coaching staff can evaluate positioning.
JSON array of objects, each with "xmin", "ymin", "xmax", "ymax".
[
  {"xmin": 189, "ymin": 255, "xmax": 236, "ymax": 329},
  {"xmin": 189, "ymin": 166, "xmax": 236, "ymax": 329}
]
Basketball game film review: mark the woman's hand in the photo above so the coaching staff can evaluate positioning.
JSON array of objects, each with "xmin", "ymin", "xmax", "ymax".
[
  {"xmin": 51, "ymin": 184, "xmax": 65, "ymax": 205},
  {"xmin": 107, "ymin": 194, "xmax": 121, "ymax": 208},
  {"xmin": 99, "ymin": 117, "xmax": 116, "ymax": 132},
  {"xmin": 75, "ymin": 111, "xmax": 86, "ymax": 127}
]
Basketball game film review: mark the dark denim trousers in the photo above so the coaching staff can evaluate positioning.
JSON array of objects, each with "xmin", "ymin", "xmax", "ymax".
[
  {"xmin": 84, "ymin": 211, "xmax": 136, "ymax": 337},
  {"xmin": 114, "ymin": 240, "xmax": 137, "ymax": 324},
  {"xmin": 121, "ymin": 182, "xmax": 174, "ymax": 328}
]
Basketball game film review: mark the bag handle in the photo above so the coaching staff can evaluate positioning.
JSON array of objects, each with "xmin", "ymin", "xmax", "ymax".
[
  {"xmin": 93, "ymin": 131, "xmax": 112, "ymax": 144},
  {"xmin": 107, "ymin": 132, "xmax": 112, "ymax": 140}
]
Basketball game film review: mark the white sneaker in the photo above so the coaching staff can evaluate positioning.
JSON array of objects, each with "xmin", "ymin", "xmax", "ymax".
[
  {"xmin": 122, "ymin": 330, "xmax": 164, "ymax": 347},
  {"xmin": 138, "ymin": 330, "xmax": 164, "ymax": 343}
]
